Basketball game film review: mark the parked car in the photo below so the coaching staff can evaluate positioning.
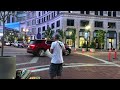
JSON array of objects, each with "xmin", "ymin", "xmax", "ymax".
[
  {"xmin": 13, "ymin": 41, "xmax": 24, "ymax": 48},
  {"xmin": 27, "ymin": 39, "xmax": 71, "ymax": 56},
  {"xmin": 5, "ymin": 42, "xmax": 11, "ymax": 46}
]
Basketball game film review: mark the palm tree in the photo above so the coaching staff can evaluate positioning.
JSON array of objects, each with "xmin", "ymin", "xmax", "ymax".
[
  {"xmin": 57, "ymin": 29, "xmax": 65, "ymax": 41},
  {"xmin": 0, "ymin": 11, "xmax": 16, "ymax": 56},
  {"xmin": 44, "ymin": 27, "xmax": 54, "ymax": 40}
]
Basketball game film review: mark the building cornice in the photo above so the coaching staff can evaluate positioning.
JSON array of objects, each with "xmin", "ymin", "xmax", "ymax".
[{"xmin": 60, "ymin": 13, "xmax": 120, "ymax": 21}]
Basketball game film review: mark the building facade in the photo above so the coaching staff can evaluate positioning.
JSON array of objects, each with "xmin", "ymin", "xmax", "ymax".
[{"xmin": 20, "ymin": 11, "xmax": 120, "ymax": 50}]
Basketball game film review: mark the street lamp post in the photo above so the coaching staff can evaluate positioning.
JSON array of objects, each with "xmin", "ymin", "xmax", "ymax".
[
  {"xmin": 23, "ymin": 28, "xmax": 29, "ymax": 43},
  {"xmin": 85, "ymin": 25, "xmax": 90, "ymax": 51}
]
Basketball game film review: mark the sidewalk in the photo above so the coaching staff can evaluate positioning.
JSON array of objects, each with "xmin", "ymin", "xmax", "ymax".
[{"xmin": 73, "ymin": 48, "xmax": 120, "ymax": 64}]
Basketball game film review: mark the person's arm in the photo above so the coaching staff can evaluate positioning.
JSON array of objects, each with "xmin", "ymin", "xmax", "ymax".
[
  {"xmin": 62, "ymin": 43, "xmax": 66, "ymax": 52},
  {"xmin": 50, "ymin": 42, "xmax": 54, "ymax": 54}
]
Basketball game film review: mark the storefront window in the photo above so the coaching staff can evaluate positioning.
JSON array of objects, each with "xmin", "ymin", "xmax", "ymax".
[{"xmin": 66, "ymin": 39, "xmax": 73, "ymax": 46}]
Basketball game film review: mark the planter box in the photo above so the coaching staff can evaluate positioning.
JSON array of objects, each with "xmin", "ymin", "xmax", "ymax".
[
  {"xmin": 90, "ymin": 48, "xmax": 95, "ymax": 52},
  {"xmin": 0, "ymin": 56, "xmax": 16, "ymax": 79}
]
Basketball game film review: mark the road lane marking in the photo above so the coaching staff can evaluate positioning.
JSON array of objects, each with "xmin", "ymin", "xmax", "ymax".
[
  {"xmin": 16, "ymin": 57, "xmax": 39, "ymax": 66},
  {"xmin": 16, "ymin": 65, "xmax": 50, "ymax": 70},
  {"xmin": 30, "ymin": 57, "xmax": 39, "ymax": 63}
]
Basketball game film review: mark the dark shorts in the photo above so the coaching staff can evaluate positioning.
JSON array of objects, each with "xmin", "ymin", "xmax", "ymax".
[{"xmin": 49, "ymin": 63, "xmax": 63, "ymax": 77}]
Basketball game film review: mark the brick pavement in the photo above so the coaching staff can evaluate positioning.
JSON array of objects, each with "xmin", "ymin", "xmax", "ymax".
[
  {"xmin": 75, "ymin": 49, "xmax": 120, "ymax": 64},
  {"xmin": 31, "ymin": 66, "xmax": 120, "ymax": 79}
]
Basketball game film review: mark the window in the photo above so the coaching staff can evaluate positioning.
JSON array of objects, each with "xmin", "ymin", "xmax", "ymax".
[
  {"xmin": 51, "ymin": 23, "xmax": 55, "ymax": 29},
  {"xmin": 7, "ymin": 17, "xmax": 10, "ymax": 23},
  {"xmin": 100, "ymin": 11, "xmax": 103, "ymax": 16},
  {"xmin": 39, "ymin": 19, "xmax": 41, "ymax": 24},
  {"xmin": 95, "ymin": 11, "xmax": 98, "ymax": 15},
  {"xmin": 32, "ymin": 28, "xmax": 36, "ymax": 34},
  {"xmin": 108, "ymin": 22, "xmax": 116, "ymax": 28},
  {"xmin": 44, "ymin": 17, "xmax": 45, "ymax": 22},
  {"xmin": 32, "ymin": 19, "xmax": 36, "ymax": 25},
  {"xmin": 67, "ymin": 19, "xmax": 74, "ymax": 26},
  {"xmin": 57, "ymin": 20, "xmax": 60, "ymax": 27},
  {"xmin": 68, "ymin": 11, "xmax": 72, "ymax": 13},
  {"xmin": 113, "ymin": 11, "xmax": 116, "ymax": 17},
  {"xmin": 38, "ymin": 27, "xmax": 41, "ymax": 33},
  {"xmin": 43, "ymin": 11, "xmax": 45, "ymax": 14},
  {"xmin": 52, "ymin": 13, "xmax": 54, "ymax": 18},
  {"xmin": 47, "ymin": 25, "xmax": 49, "ymax": 29},
  {"xmin": 108, "ymin": 11, "xmax": 111, "ymax": 16},
  {"xmin": 42, "ymin": 26, "xmax": 45, "ymax": 31},
  {"xmin": 42, "ymin": 18, "xmax": 43, "ymax": 23},
  {"xmin": 49, "ymin": 14, "xmax": 50, "ymax": 20},
  {"xmin": 86, "ymin": 11, "xmax": 90, "ymax": 14},
  {"xmin": 79, "ymin": 29, "xmax": 85, "ymax": 36},
  {"xmin": 95, "ymin": 21, "xmax": 103, "ymax": 28},
  {"xmin": 80, "ymin": 20, "xmax": 89, "ymax": 27},
  {"xmin": 39, "ymin": 12, "xmax": 41, "ymax": 16},
  {"xmin": 57, "ymin": 11, "xmax": 60, "ymax": 15},
  {"xmin": 27, "ymin": 21, "xmax": 31, "ymax": 26},
  {"xmin": 54, "ymin": 12, "xmax": 56, "ymax": 17},
  {"xmin": 81, "ymin": 11, "xmax": 84, "ymax": 14},
  {"xmin": 56, "ymin": 29, "xmax": 60, "ymax": 32}
]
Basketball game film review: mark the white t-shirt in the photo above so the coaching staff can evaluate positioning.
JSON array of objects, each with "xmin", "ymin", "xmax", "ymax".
[{"xmin": 50, "ymin": 40, "xmax": 65, "ymax": 64}]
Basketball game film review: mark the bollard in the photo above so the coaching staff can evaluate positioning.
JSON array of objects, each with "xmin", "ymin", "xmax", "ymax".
[
  {"xmin": 113, "ymin": 49, "xmax": 117, "ymax": 60},
  {"xmin": 74, "ymin": 48, "xmax": 76, "ymax": 52},
  {"xmin": 108, "ymin": 49, "xmax": 111, "ymax": 61},
  {"xmin": 82, "ymin": 48, "xmax": 84, "ymax": 53}
]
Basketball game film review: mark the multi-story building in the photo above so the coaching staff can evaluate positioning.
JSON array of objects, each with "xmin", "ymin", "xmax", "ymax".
[
  {"xmin": 21, "ymin": 11, "xmax": 120, "ymax": 50},
  {"xmin": 0, "ymin": 11, "xmax": 20, "ymax": 40}
]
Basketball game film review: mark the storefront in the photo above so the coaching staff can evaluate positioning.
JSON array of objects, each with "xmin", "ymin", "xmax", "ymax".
[
  {"xmin": 79, "ymin": 29, "xmax": 90, "ymax": 48},
  {"xmin": 106, "ymin": 31, "xmax": 117, "ymax": 50},
  {"xmin": 65, "ymin": 28, "xmax": 76, "ymax": 47}
]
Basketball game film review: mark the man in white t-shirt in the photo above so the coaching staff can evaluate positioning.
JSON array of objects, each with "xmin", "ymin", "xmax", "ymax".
[{"xmin": 49, "ymin": 34, "xmax": 65, "ymax": 79}]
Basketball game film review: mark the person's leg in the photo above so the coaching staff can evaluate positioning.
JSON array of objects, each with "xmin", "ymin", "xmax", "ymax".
[
  {"xmin": 56, "ymin": 63, "xmax": 63, "ymax": 79},
  {"xmin": 49, "ymin": 63, "xmax": 57, "ymax": 79}
]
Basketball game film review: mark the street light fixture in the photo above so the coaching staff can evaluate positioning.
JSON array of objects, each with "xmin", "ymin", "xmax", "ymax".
[
  {"xmin": 23, "ymin": 28, "xmax": 29, "ymax": 43},
  {"xmin": 85, "ymin": 25, "xmax": 91, "ymax": 51}
]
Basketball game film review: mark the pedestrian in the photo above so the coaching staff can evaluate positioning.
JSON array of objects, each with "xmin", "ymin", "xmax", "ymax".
[{"xmin": 49, "ymin": 34, "xmax": 65, "ymax": 79}]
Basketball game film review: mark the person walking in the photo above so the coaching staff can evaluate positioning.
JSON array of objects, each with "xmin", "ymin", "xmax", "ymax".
[{"xmin": 49, "ymin": 34, "xmax": 65, "ymax": 79}]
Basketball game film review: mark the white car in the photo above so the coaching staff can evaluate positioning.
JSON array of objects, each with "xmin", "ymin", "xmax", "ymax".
[{"xmin": 5, "ymin": 42, "xmax": 11, "ymax": 46}]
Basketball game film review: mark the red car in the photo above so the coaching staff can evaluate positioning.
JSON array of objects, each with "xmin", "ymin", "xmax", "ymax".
[{"xmin": 27, "ymin": 39, "xmax": 71, "ymax": 56}]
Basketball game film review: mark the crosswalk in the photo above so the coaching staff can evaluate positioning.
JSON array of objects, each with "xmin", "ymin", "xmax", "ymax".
[{"xmin": 16, "ymin": 62, "xmax": 117, "ymax": 72}]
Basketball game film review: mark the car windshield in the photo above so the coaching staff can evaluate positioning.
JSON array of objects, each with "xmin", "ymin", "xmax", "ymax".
[{"xmin": 29, "ymin": 41, "xmax": 36, "ymax": 44}]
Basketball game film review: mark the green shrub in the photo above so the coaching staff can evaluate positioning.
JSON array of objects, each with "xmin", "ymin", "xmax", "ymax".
[
  {"xmin": 90, "ymin": 41, "xmax": 95, "ymax": 49},
  {"xmin": 82, "ymin": 42, "xmax": 87, "ymax": 48}
]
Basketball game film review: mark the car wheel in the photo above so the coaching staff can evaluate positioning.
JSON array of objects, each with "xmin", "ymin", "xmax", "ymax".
[
  {"xmin": 64, "ymin": 49, "xmax": 70, "ymax": 56},
  {"xmin": 38, "ymin": 49, "xmax": 45, "ymax": 57}
]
